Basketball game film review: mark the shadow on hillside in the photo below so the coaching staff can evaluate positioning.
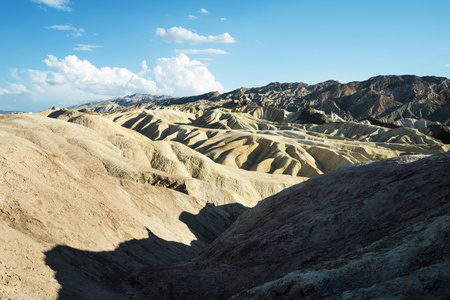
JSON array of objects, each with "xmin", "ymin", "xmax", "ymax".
[
  {"xmin": 179, "ymin": 202, "xmax": 247, "ymax": 248},
  {"xmin": 45, "ymin": 203, "xmax": 248, "ymax": 299}
]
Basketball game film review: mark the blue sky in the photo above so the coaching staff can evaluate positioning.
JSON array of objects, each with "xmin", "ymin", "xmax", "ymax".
[{"xmin": 1, "ymin": 0, "xmax": 449, "ymax": 112}]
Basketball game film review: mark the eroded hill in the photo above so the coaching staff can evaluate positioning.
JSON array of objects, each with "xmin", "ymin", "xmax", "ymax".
[
  {"xmin": 41, "ymin": 104, "xmax": 449, "ymax": 179},
  {"xmin": 1, "ymin": 76, "xmax": 449, "ymax": 299},
  {"xmin": 134, "ymin": 153, "xmax": 450, "ymax": 299},
  {"xmin": 0, "ymin": 113, "xmax": 301, "ymax": 299}
]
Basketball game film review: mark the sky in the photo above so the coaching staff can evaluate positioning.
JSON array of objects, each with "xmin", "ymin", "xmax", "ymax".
[{"xmin": 1, "ymin": 0, "xmax": 449, "ymax": 112}]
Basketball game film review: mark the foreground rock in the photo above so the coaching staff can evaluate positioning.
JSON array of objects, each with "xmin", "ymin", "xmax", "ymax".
[{"xmin": 134, "ymin": 153, "xmax": 450, "ymax": 299}]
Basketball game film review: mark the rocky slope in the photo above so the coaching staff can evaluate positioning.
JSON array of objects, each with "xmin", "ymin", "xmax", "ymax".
[
  {"xmin": 134, "ymin": 153, "xmax": 450, "ymax": 299},
  {"xmin": 1, "ymin": 75, "xmax": 449, "ymax": 299},
  {"xmin": 218, "ymin": 75, "xmax": 450, "ymax": 124}
]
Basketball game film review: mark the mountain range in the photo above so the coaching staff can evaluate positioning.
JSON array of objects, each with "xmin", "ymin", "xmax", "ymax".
[{"xmin": 77, "ymin": 75, "xmax": 450, "ymax": 125}]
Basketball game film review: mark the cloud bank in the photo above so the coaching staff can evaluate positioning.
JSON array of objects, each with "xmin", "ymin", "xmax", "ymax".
[
  {"xmin": 154, "ymin": 53, "xmax": 224, "ymax": 95},
  {"xmin": 1, "ymin": 54, "xmax": 225, "ymax": 110},
  {"xmin": 0, "ymin": 83, "xmax": 28, "ymax": 96},
  {"xmin": 156, "ymin": 27, "xmax": 236, "ymax": 44}
]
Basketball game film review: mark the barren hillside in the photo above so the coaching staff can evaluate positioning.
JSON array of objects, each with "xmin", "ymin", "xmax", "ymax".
[
  {"xmin": 0, "ymin": 77, "xmax": 449, "ymax": 299},
  {"xmin": 0, "ymin": 113, "xmax": 301, "ymax": 299},
  {"xmin": 135, "ymin": 153, "xmax": 450, "ymax": 299}
]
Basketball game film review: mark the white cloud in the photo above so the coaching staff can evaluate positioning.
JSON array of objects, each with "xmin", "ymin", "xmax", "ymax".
[
  {"xmin": 154, "ymin": 53, "xmax": 225, "ymax": 95},
  {"xmin": 74, "ymin": 44, "xmax": 102, "ymax": 51},
  {"xmin": 45, "ymin": 25, "xmax": 85, "ymax": 37},
  {"xmin": 0, "ymin": 54, "xmax": 225, "ymax": 109},
  {"xmin": 188, "ymin": 15, "xmax": 197, "ymax": 20},
  {"xmin": 46, "ymin": 25, "xmax": 72, "ymax": 30},
  {"xmin": 445, "ymin": 64, "xmax": 450, "ymax": 67},
  {"xmin": 139, "ymin": 60, "xmax": 149, "ymax": 76},
  {"xmin": 0, "ymin": 83, "xmax": 28, "ymax": 95},
  {"xmin": 220, "ymin": 17, "xmax": 227, "ymax": 21},
  {"xmin": 199, "ymin": 8, "xmax": 209, "ymax": 14},
  {"xmin": 197, "ymin": 58, "xmax": 215, "ymax": 63},
  {"xmin": 31, "ymin": 0, "xmax": 71, "ymax": 11},
  {"xmin": 0, "ymin": 87, "xmax": 14, "ymax": 95},
  {"xmin": 174, "ymin": 48, "xmax": 229, "ymax": 55},
  {"xmin": 1, "ymin": 56, "xmax": 159, "ymax": 107},
  {"xmin": 156, "ymin": 27, "xmax": 236, "ymax": 44},
  {"xmin": 10, "ymin": 68, "xmax": 22, "ymax": 80},
  {"xmin": 39, "ymin": 55, "xmax": 159, "ymax": 96}
]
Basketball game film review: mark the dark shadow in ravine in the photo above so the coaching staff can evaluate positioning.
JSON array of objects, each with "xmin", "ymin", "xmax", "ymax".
[
  {"xmin": 44, "ymin": 203, "xmax": 248, "ymax": 300},
  {"xmin": 179, "ymin": 202, "xmax": 247, "ymax": 249}
]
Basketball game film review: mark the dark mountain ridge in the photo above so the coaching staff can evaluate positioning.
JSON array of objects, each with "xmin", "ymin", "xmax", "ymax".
[
  {"xmin": 218, "ymin": 75, "xmax": 450, "ymax": 124},
  {"xmin": 73, "ymin": 75, "xmax": 450, "ymax": 125}
]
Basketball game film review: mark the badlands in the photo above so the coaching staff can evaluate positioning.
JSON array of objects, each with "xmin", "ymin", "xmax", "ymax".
[{"xmin": 0, "ymin": 75, "xmax": 449, "ymax": 299}]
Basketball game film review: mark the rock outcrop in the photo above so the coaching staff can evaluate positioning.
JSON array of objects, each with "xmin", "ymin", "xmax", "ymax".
[{"xmin": 216, "ymin": 75, "xmax": 450, "ymax": 125}]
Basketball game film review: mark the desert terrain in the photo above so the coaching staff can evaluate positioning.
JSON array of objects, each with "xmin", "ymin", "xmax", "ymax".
[{"xmin": 0, "ymin": 75, "xmax": 449, "ymax": 299}]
